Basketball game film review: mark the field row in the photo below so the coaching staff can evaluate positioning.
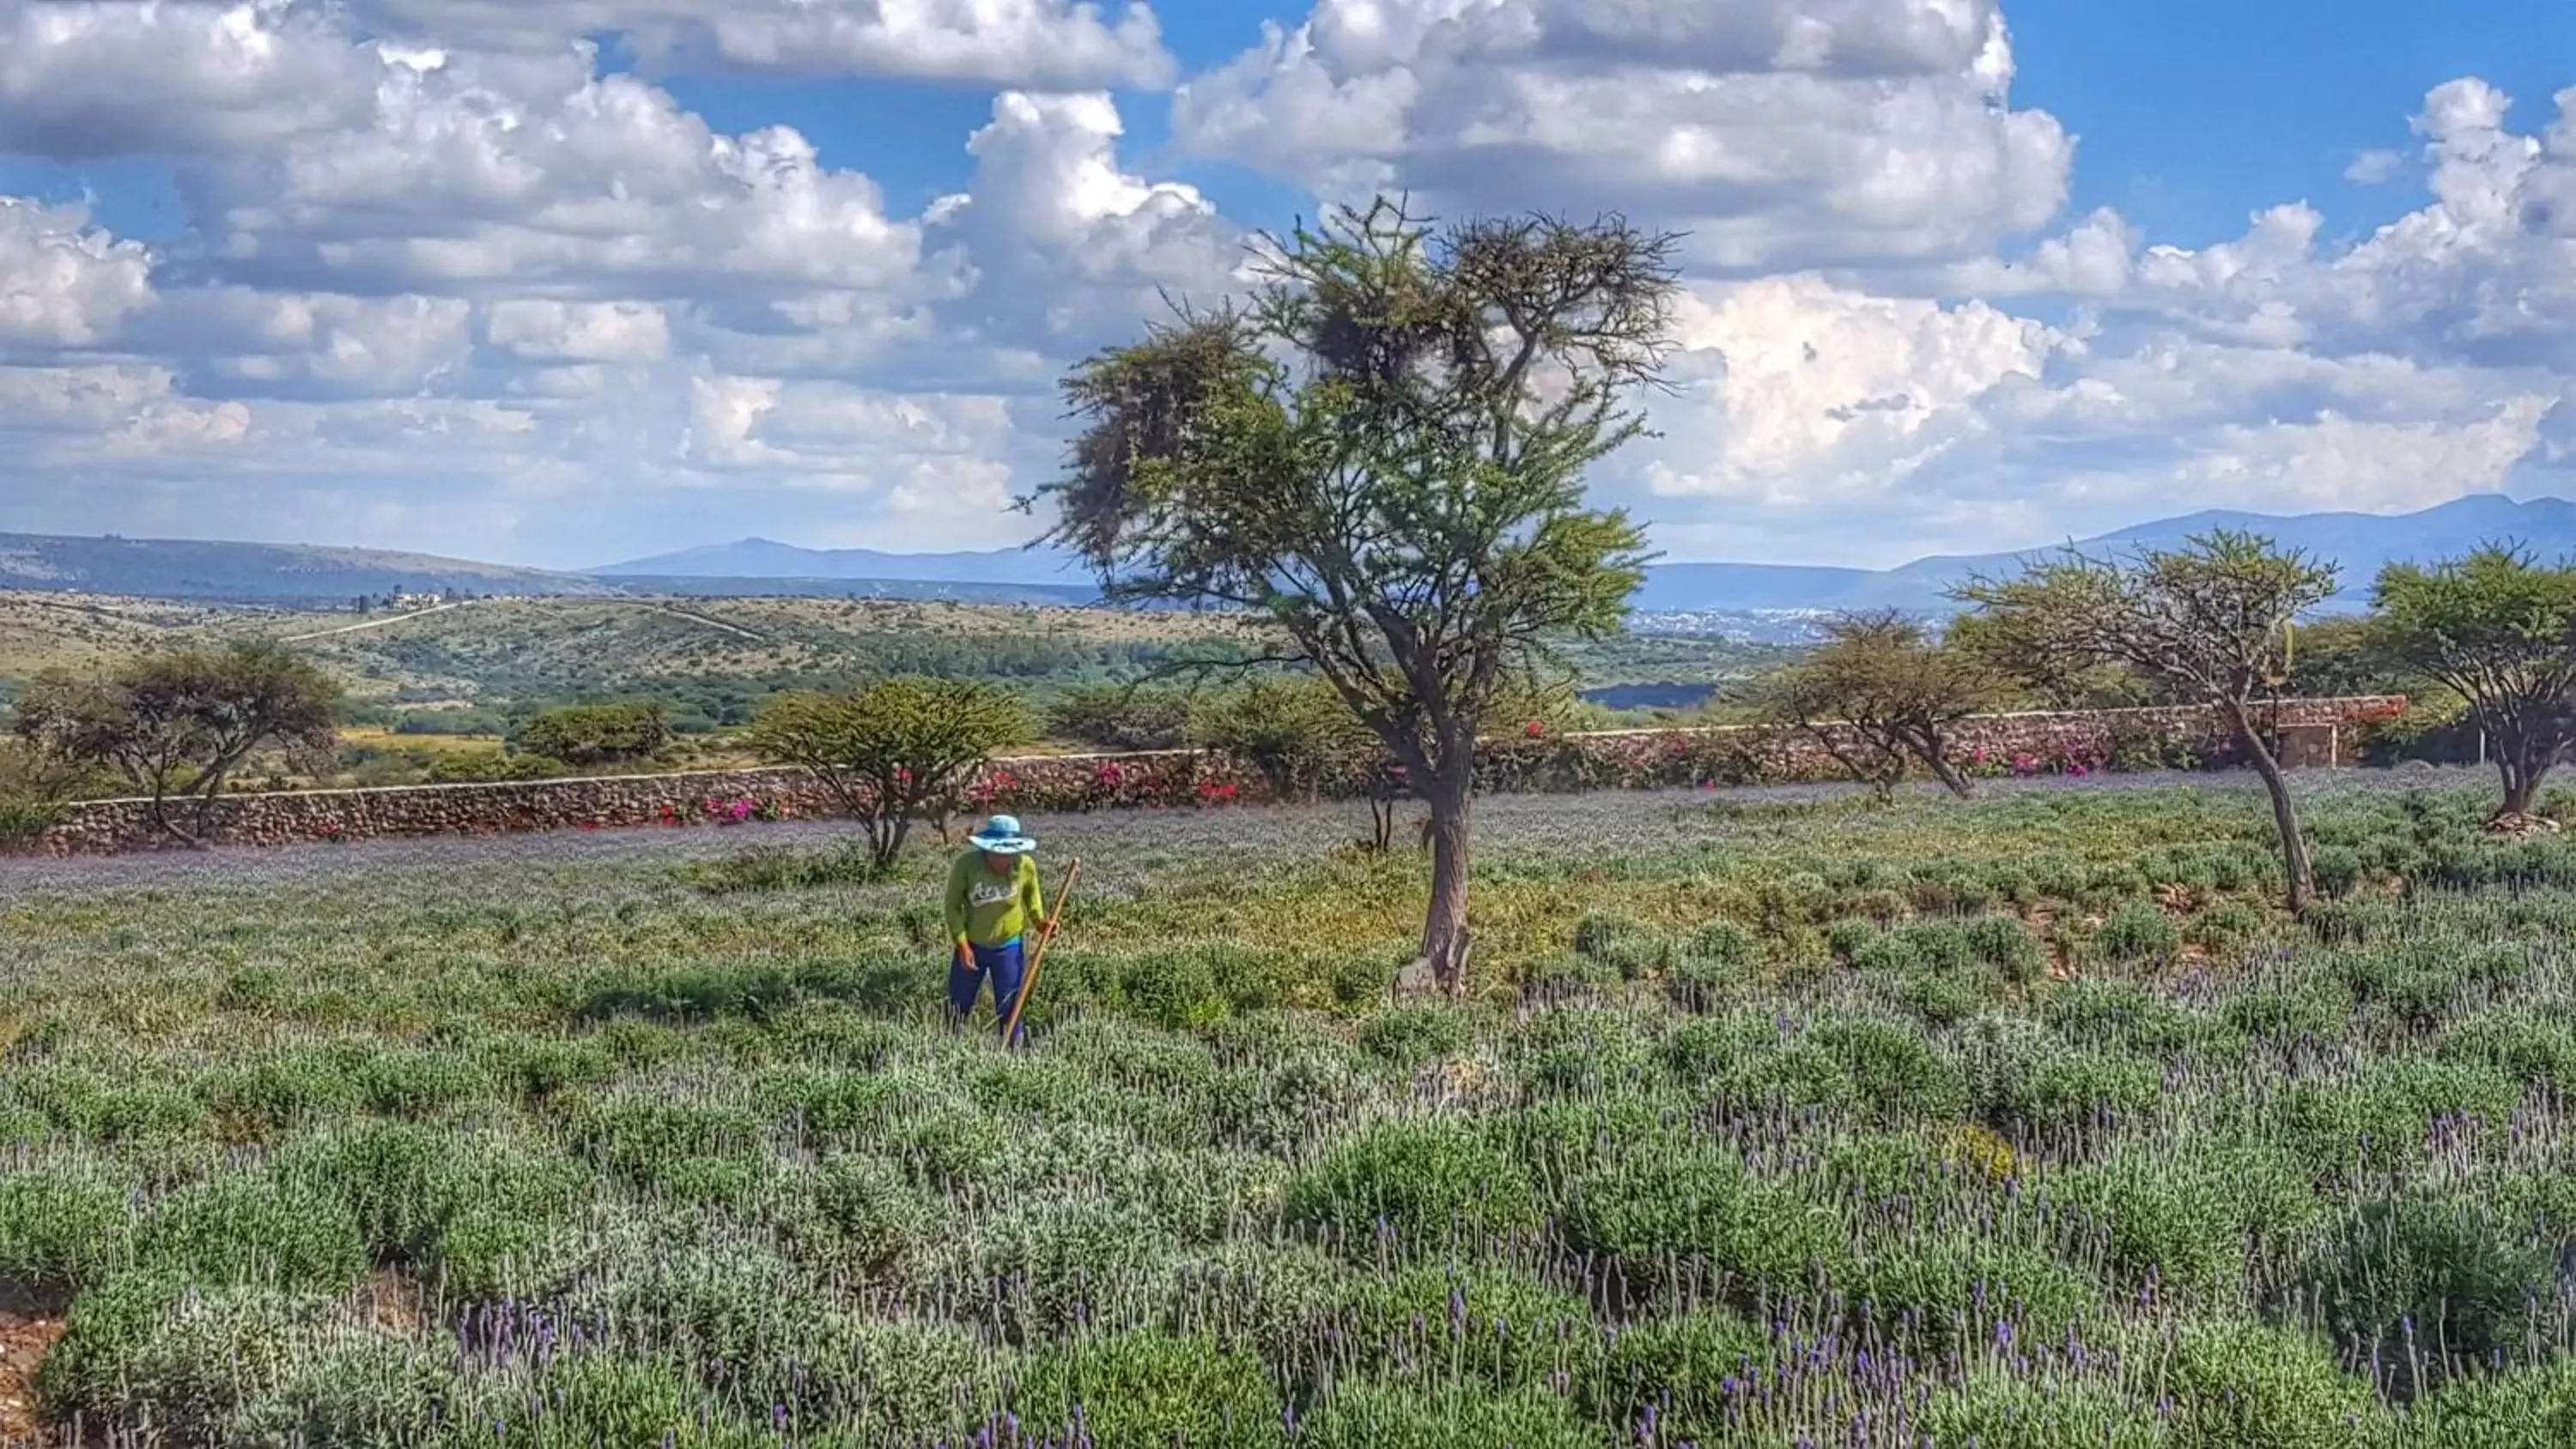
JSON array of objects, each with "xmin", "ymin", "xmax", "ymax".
[{"xmin": 3, "ymin": 775, "xmax": 2576, "ymax": 1444}]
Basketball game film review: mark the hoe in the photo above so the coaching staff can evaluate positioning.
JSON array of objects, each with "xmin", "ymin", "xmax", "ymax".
[{"xmin": 1001, "ymin": 856, "xmax": 1080, "ymax": 1045}]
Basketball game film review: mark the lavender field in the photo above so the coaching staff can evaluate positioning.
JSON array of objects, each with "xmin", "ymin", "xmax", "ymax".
[{"xmin": 3, "ymin": 768, "xmax": 2575, "ymax": 1446}]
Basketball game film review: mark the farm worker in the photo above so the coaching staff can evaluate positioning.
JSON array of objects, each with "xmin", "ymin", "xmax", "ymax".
[{"xmin": 945, "ymin": 814, "xmax": 1044, "ymax": 1044}]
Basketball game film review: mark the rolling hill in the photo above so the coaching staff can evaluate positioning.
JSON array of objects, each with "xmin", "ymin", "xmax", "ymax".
[
  {"xmin": 604, "ymin": 573, "xmax": 1097, "ymax": 606},
  {"xmin": 591, "ymin": 537, "xmax": 1086, "ymax": 584},
  {"xmin": 0, "ymin": 532, "xmax": 614, "ymax": 603},
  {"xmin": 11, "ymin": 493, "xmax": 2573, "ymax": 615}
]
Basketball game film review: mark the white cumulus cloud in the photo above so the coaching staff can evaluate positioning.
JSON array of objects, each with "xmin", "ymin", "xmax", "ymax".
[
  {"xmin": 0, "ymin": 0, "xmax": 2567, "ymax": 572},
  {"xmin": 0, "ymin": 198, "xmax": 156, "ymax": 349},
  {"xmin": 1172, "ymin": 0, "xmax": 2071, "ymax": 270},
  {"xmin": 349, "ymin": 0, "xmax": 1174, "ymax": 88}
]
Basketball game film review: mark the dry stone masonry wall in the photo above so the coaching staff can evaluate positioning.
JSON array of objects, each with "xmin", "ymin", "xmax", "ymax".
[{"xmin": 27, "ymin": 697, "xmax": 2406, "ymax": 856}]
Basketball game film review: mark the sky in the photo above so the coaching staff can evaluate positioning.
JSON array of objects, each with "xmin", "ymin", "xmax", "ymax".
[{"xmin": 0, "ymin": 1, "xmax": 2570, "ymax": 572}]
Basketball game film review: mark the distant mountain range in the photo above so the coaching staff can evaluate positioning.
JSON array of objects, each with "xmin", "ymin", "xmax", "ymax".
[
  {"xmin": 603, "ymin": 573, "xmax": 1096, "ymax": 607},
  {"xmin": 0, "ymin": 533, "xmax": 1085, "ymax": 606},
  {"xmin": 9, "ymin": 494, "xmax": 2574, "ymax": 612},
  {"xmin": 598, "ymin": 494, "xmax": 2576, "ymax": 615},
  {"xmin": 1629, "ymin": 494, "xmax": 2576, "ymax": 614},
  {"xmin": 0, "ymin": 532, "xmax": 618, "ymax": 603},
  {"xmin": 593, "ymin": 537, "xmax": 1087, "ymax": 585}
]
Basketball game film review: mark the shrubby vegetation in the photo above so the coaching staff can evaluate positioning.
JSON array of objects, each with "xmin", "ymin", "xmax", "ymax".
[
  {"xmin": 1753, "ymin": 609, "xmax": 2004, "ymax": 799},
  {"xmin": 508, "ymin": 700, "xmax": 671, "ymax": 767},
  {"xmin": 0, "ymin": 738, "xmax": 96, "ymax": 846},
  {"xmin": 11, "ymin": 640, "xmax": 340, "ymax": 843},
  {"xmin": 5, "ymin": 778, "xmax": 2576, "ymax": 1441},
  {"xmin": 1185, "ymin": 677, "xmax": 1372, "ymax": 804},
  {"xmin": 1048, "ymin": 682, "xmax": 1195, "ymax": 752},
  {"xmin": 749, "ymin": 676, "xmax": 1032, "ymax": 874}
]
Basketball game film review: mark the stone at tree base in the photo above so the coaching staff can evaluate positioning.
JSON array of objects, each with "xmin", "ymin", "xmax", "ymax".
[
  {"xmin": 1391, "ymin": 956, "xmax": 1443, "ymax": 1001},
  {"xmin": 2484, "ymin": 811, "xmax": 2563, "ymax": 838}
]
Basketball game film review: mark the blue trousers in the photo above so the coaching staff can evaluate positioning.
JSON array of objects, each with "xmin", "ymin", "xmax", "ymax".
[{"xmin": 948, "ymin": 937, "xmax": 1029, "ymax": 1043}]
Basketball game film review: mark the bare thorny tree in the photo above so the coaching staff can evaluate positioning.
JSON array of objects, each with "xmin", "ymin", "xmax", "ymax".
[{"xmin": 1036, "ymin": 197, "xmax": 1682, "ymax": 991}]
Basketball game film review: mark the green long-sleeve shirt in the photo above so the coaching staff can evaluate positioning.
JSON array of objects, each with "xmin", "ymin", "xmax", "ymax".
[{"xmin": 945, "ymin": 851, "xmax": 1044, "ymax": 947}]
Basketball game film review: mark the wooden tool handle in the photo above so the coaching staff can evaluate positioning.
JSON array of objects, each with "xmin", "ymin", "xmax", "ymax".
[{"xmin": 1001, "ymin": 857, "xmax": 1080, "ymax": 1045}]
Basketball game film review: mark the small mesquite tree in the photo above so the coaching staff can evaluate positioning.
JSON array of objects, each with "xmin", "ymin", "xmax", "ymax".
[
  {"xmin": 2372, "ymin": 545, "xmax": 2576, "ymax": 819},
  {"xmin": 1047, "ymin": 682, "xmax": 1194, "ymax": 752},
  {"xmin": 1956, "ymin": 530, "xmax": 2337, "ymax": 912},
  {"xmin": 15, "ymin": 640, "xmax": 341, "ymax": 846},
  {"xmin": 1038, "ymin": 198, "xmax": 1680, "ymax": 990},
  {"xmin": 1187, "ymin": 676, "xmax": 1370, "ymax": 803},
  {"xmin": 513, "ymin": 700, "xmax": 671, "ymax": 767},
  {"xmin": 750, "ymin": 676, "xmax": 1030, "ymax": 875},
  {"xmin": 1756, "ymin": 610, "xmax": 2002, "ymax": 800}
]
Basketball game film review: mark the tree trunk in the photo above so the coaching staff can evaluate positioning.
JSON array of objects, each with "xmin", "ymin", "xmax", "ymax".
[
  {"xmin": 1419, "ymin": 767, "xmax": 1474, "ymax": 994},
  {"xmin": 188, "ymin": 771, "xmax": 232, "ymax": 844},
  {"xmin": 2494, "ymin": 727, "xmax": 2549, "ymax": 817},
  {"xmin": 2228, "ymin": 701, "xmax": 2314, "ymax": 913},
  {"xmin": 2500, "ymin": 749, "xmax": 2535, "ymax": 818},
  {"xmin": 1367, "ymin": 792, "xmax": 1396, "ymax": 852},
  {"xmin": 1806, "ymin": 723, "xmax": 1900, "ymax": 802},
  {"xmin": 147, "ymin": 775, "xmax": 200, "ymax": 848},
  {"xmin": 1907, "ymin": 724, "xmax": 1974, "ymax": 799},
  {"xmin": 871, "ymin": 815, "xmax": 910, "ymax": 876}
]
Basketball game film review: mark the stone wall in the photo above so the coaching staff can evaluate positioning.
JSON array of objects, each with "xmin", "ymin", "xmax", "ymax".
[{"xmin": 23, "ymin": 696, "xmax": 2407, "ymax": 857}]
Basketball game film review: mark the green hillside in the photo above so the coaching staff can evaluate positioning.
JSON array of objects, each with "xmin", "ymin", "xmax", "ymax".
[{"xmin": 0, "ymin": 531, "xmax": 614, "ymax": 603}]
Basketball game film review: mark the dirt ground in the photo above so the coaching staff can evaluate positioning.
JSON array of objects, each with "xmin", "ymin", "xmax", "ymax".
[{"xmin": 0, "ymin": 1298, "xmax": 63, "ymax": 1446}]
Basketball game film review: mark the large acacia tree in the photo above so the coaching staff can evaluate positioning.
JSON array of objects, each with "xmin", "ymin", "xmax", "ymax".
[
  {"xmin": 1957, "ymin": 531, "xmax": 2337, "ymax": 912},
  {"xmin": 2371, "ymin": 545, "xmax": 2576, "ymax": 819},
  {"xmin": 1036, "ymin": 199, "xmax": 1681, "ymax": 991}
]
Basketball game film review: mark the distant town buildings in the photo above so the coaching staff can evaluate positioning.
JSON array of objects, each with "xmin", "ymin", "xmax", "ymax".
[{"xmin": 350, "ymin": 589, "xmax": 461, "ymax": 612}]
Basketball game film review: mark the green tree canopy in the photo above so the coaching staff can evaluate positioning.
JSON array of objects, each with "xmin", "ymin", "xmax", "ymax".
[
  {"xmin": 1753, "ymin": 611, "xmax": 2005, "ymax": 800},
  {"xmin": 749, "ymin": 676, "xmax": 1031, "ymax": 875},
  {"xmin": 1186, "ymin": 676, "xmax": 1372, "ymax": 803},
  {"xmin": 2371, "ymin": 544, "xmax": 2576, "ymax": 817},
  {"xmin": 15, "ymin": 640, "xmax": 341, "ymax": 846},
  {"xmin": 1036, "ymin": 197, "xmax": 1681, "ymax": 991},
  {"xmin": 512, "ymin": 701, "xmax": 670, "ymax": 767},
  {"xmin": 1955, "ymin": 531, "xmax": 2337, "ymax": 912},
  {"xmin": 1945, "ymin": 609, "xmax": 2144, "ymax": 711}
]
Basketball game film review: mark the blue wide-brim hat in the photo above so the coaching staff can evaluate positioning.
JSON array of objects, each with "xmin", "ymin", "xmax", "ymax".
[{"xmin": 969, "ymin": 814, "xmax": 1036, "ymax": 853}]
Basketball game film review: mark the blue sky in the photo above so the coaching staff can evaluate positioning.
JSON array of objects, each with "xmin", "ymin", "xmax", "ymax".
[
  {"xmin": 0, "ymin": 0, "xmax": 2569, "ymax": 568},
  {"xmin": 2013, "ymin": 0, "xmax": 2576, "ymax": 242}
]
